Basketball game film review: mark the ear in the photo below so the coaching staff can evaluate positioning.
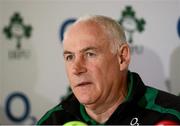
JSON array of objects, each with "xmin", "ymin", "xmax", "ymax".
[{"xmin": 117, "ymin": 43, "xmax": 131, "ymax": 71}]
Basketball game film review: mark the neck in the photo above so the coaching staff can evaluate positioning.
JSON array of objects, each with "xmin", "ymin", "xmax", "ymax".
[{"xmin": 84, "ymin": 75, "xmax": 128, "ymax": 124}]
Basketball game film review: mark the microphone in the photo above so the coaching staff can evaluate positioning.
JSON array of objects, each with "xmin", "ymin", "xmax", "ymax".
[
  {"xmin": 155, "ymin": 120, "xmax": 179, "ymax": 126},
  {"xmin": 63, "ymin": 121, "xmax": 87, "ymax": 126}
]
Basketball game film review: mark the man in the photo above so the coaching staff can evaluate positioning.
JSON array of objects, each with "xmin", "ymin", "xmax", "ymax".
[{"xmin": 37, "ymin": 15, "xmax": 180, "ymax": 125}]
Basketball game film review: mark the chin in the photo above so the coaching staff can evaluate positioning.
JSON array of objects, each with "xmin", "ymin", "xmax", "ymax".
[
  {"xmin": 73, "ymin": 87, "xmax": 98, "ymax": 104},
  {"xmin": 74, "ymin": 92, "xmax": 92, "ymax": 104}
]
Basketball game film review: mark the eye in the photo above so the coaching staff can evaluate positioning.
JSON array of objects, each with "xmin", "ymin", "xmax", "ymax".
[
  {"xmin": 64, "ymin": 54, "xmax": 74, "ymax": 61},
  {"xmin": 86, "ymin": 52, "xmax": 96, "ymax": 57}
]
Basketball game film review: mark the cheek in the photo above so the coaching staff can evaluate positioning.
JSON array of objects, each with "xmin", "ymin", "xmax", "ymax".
[
  {"xmin": 88, "ymin": 64, "xmax": 106, "ymax": 88},
  {"xmin": 65, "ymin": 65, "xmax": 73, "ymax": 82},
  {"xmin": 89, "ymin": 60, "xmax": 113, "ymax": 78},
  {"xmin": 87, "ymin": 64, "xmax": 114, "ymax": 100},
  {"xmin": 89, "ymin": 58, "xmax": 120, "ymax": 84},
  {"xmin": 66, "ymin": 66, "xmax": 71, "ymax": 76}
]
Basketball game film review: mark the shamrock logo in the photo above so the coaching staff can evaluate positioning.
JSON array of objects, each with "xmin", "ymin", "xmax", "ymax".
[
  {"xmin": 3, "ymin": 12, "xmax": 32, "ymax": 49},
  {"xmin": 119, "ymin": 6, "xmax": 146, "ymax": 43}
]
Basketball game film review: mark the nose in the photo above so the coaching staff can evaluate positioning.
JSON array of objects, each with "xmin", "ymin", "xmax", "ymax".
[{"xmin": 72, "ymin": 55, "xmax": 87, "ymax": 75}]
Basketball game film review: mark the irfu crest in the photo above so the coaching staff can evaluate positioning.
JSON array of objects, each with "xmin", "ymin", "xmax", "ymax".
[
  {"xmin": 3, "ymin": 12, "xmax": 32, "ymax": 50},
  {"xmin": 119, "ymin": 6, "xmax": 146, "ymax": 43}
]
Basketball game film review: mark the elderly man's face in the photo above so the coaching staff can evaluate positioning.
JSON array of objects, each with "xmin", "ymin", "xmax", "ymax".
[{"xmin": 63, "ymin": 21, "xmax": 123, "ymax": 106}]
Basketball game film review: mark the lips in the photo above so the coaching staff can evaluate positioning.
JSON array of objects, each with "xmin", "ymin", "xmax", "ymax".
[{"xmin": 76, "ymin": 82, "xmax": 92, "ymax": 87}]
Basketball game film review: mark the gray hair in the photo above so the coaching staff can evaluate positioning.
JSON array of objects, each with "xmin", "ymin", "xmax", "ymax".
[{"xmin": 65, "ymin": 15, "xmax": 126, "ymax": 54}]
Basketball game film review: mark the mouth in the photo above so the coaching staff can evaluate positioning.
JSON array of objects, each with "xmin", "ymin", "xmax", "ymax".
[{"xmin": 76, "ymin": 82, "xmax": 92, "ymax": 87}]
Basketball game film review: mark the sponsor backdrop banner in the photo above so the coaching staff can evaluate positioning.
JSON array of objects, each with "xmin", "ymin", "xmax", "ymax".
[{"xmin": 0, "ymin": 0, "xmax": 179, "ymax": 124}]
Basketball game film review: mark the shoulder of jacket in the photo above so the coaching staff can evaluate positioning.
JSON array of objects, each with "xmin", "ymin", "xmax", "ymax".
[{"xmin": 142, "ymin": 86, "xmax": 180, "ymax": 120}]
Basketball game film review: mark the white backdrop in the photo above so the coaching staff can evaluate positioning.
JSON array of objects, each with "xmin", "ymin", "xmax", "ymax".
[{"xmin": 0, "ymin": 0, "xmax": 179, "ymax": 124}]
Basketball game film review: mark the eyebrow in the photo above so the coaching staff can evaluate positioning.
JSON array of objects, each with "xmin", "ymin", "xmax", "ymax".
[
  {"xmin": 63, "ymin": 46, "xmax": 98, "ymax": 56},
  {"xmin": 63, "ymin": 50, "xmax": 73, "ymax": 56},
  {"xmin": 80, "ymin": 46, "xmax": 98, "ymax": 53}
]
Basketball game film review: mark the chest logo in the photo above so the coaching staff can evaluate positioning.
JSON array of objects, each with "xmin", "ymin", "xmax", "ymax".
[{"xmin": 130, "ymin": 117, "xmax": 139, "ymax": 126}]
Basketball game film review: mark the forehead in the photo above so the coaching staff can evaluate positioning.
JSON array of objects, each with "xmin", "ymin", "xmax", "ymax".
[{"xmin": 63, "ymin": 21, "xmax": 110, "ymax": 51}]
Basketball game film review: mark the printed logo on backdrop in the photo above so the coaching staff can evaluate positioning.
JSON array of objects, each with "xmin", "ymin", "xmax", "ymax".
[
  {"xmin": 178, "ymin": 18, "xmax": 180, "ymax": 38},
  {"xmin": 60, "ymin": 18, "xmax": 76, "ymax": 41},
  {"xmin": 118, "ymin": 6, "xmax": 146, "ymax": 54},
  {"xmin": 3, "ymin": 12, "xmax": 33, "ymax": 59},
  {"xmin": 5, "ymin": 92, "xmax": 36, "ymax": 124}
]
